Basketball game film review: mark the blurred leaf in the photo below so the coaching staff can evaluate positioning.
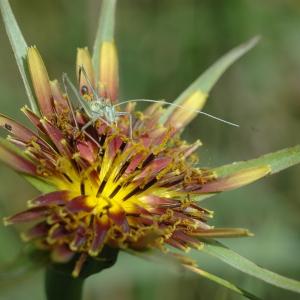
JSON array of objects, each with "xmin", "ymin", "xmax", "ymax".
[
  {"xmin": 186, "ymin": 265, "xmax": 261, "ymax": 300},
  {"xmin": 0, "ymin": 246, "xmax": 47, "ymax": 283},
  {"xmin": 201, "ymin": 240, "xmax": 300, "ymax": 294},
  {"xmin": 214, "ymin": 144, "xmax": 300, "ymax": 177},
  {"xmin": 92, "ymin": 0, "xmax": 117, "ymax": 80},
  {"xmin": 0, "ymin": 0, "xmax": 39, "ymax": 115},
  {"xmin": 161, "ymin": 36, "xmax": 260, "ymax": 122}
]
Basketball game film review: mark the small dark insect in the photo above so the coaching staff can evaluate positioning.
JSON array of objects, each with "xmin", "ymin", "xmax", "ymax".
[{"xmin": 4, "ymin": 123, "xmax": 12, "ymax": 131}]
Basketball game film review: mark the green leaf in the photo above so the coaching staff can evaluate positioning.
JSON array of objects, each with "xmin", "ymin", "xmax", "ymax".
[
  {"xmin": 0, "ymin": 0, "xmax": 39, "ymax": 115},
  {"xmin": 127, "ymin": 249, "xmax": 260, "ymax": 300},
  {"xmin": 24, "ymin": 175, "xmax": 56, "ymax": 193},
  {"xmin": 214, "ymin": 144, "xmax": 300, "ymax": 177},
  {"xmin": 92, "ymin": 0, "xmax": 117, "ymax": 79},
  {"xmin": 161, "ymin": 36, "xmax": 260, "ymax": 123},
  {"xmin": 186, "ymin": 265, "xmax": 261, "ymax": 300},
  {"xmin": 201, "ymin": 240, "xmax": 300, "ymax": 294}
]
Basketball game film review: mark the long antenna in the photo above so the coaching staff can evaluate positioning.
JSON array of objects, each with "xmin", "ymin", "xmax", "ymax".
[{"xmin": 114, "ymin": 99, "xmax": 239, "ymax": 127}]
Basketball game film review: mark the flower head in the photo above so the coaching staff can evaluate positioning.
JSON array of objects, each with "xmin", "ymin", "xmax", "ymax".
[
  {"xmin": 0, "ymin": 42, "xmax": 270, "ymax": 277},
  {"xmin": 2, "ymin": 1, "xmax": 300, "ymax": 298}
]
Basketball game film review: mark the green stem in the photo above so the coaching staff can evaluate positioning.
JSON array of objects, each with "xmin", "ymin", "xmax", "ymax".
[
  {"xmin": 44, "ymin": 247, "xmax": 119, "ymax": 300},
  {"xmin": 45, "ymin": 266, "xmax": 84, "ymax": 300}
]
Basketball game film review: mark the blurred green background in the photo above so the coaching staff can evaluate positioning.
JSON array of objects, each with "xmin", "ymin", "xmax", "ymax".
[{"xmin": 1, "ymin": 0, "xmax": 300, "ymax": 299}]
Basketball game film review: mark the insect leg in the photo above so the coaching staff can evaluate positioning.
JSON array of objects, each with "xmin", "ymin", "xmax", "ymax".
[
  {"xmin": 81, "ymin": 119, "xmax": 94, "ymax": 132},
  {"xmin": 81, "ymin": 116, "xmax": 110, "ymax": 132},
  {"xmin": 62, "ymin": 73, "xmax": 79, "ymax": 130}
]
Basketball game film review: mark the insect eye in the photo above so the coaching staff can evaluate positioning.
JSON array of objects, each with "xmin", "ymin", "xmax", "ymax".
[{"xmin": 81, "ymin": 85, "xmax": 89, "ymax": 95}]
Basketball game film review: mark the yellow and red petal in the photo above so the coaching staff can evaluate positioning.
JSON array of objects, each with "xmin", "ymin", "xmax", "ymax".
[
  {"xmin": 89, "ymin": 215, "xmax": 110, "ymax": 256},
  {"xmin": 0, "ymin": 142, "xmax": 36, "ymax": 175},
  {"xmin": 66, "ymin": 196, "xmax": 93, "ymax": 213},
  {"xmin": 21, "ymin": 106, "xmax": 46, "ymax": 134},
  {"xmin": 3, "ymin": 207, "xmax": 48, "ymax": 225},
  {"xmin": 99, "ymin": 41, "xmax": 119, "ymax": 102},
  {"xmin": 27, "ymin": 47, "xmax": 54, "ymax": 117},
  {"xmin": 199, "ymin": 165, "xmax": 271, "ymax": 193},
  {"xmin": 28, "ymin": 190, "xmax": 71, "ymax": 207},
  {"xmin": 41, "ymin": 118, "xmax": 72, "ymax": 158},
  {"xmin": 76, "ymin": 48, "xmax": 95, "ymax": 96},
  {"xmin": 22, "ymin": 222, "xmax": 49, "ymax": 241},
  {"xmin": 50, "ymin": 80, "xmax": 70, "ymax": 114},
  {"xmin": 165, "ymin": 90, "xmax": 207, "ymax": 130}
]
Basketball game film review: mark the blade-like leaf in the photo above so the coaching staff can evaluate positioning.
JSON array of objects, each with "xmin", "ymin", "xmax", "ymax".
[
  {"xmin": 127, "ymin": 249, "xmax": 260, "ymax": 300},
  {"xmin": 92, "ymin": 0, "xmax": 117, "ymax": 80},
  {"xmin": 186, "ymin": 265, "xmax": 261, "ymax": 300},
  {"xmin": 214, "ymin": 144, "xmax": 300, "ymax": 177},
  {"xmin": 201, "ymin": 240, "xmax": 300, "ymax": 294},
  {"xmin": 161, "ymin": 36, "xmax": 260, "ymax": 123},
  {"xmin": 0, "ymin": 0, "xmax": 39, "ymax": 115}
]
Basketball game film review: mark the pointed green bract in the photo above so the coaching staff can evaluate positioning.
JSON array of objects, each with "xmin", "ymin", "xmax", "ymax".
[
  {"xmin": 24, "ymin": 175, "xmax": 56, "ymax": 193},
  {"xmin": 161, "ymin": 36, "xmax": 260, "ymax": 123},
  {"xmin": 92, "ymin": 0, "xmax": 117, "ymax": 80},
  {"xmin": 214, "ymin": 144, "xmax": 300, "ymax": 177},
  {"xmin": 201, "ymin": 240, "xmax": 300, "ymax": 294},
  {"xmin": 186, "ymin": 265, "xmax": 261, "ymax": 300},
  {"xmin": 0, "ymin": 0, "xmax": 39, "ymax": 115}
]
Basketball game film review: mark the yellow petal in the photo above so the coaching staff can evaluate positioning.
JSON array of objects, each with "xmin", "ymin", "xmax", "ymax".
[
  {"xmin": 99, "ymin": 41, "xmax": 119, "ymax": 102},
  {"xmin": 166, "ymin": 90, "xmax": 207, "ymax": 130},
  {"xmin": 27, "ymin": 47, "xmax": 54, "ymax": 117}
]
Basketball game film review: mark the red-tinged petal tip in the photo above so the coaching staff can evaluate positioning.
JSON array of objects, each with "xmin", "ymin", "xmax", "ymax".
[
  {"xmin": 200, "ymin": 165, "xmax": 271, "ymax": 193},
  {"xmin": 0, "ymin": 114, "xmax": 36, "ymax": 143},
  {"xmin": 27, "ymin": 47, "xmax": 54, "ymax": 117},
  {"xmin": 0, "ymin": 142, "xmax": 36, "ymax": 175},
  {"xmin": 28, "ymin": 190, "xmax": 71, "ymax": 207},
  {"xmin": 3, "ymin": 207, "xmax": 48, "ymax": 226}
]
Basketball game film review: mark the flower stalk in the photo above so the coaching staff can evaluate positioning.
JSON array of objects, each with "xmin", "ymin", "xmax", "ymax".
[{"xmin": 45, "ymin": 267, "xmax": 84, "ymax": 300}]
